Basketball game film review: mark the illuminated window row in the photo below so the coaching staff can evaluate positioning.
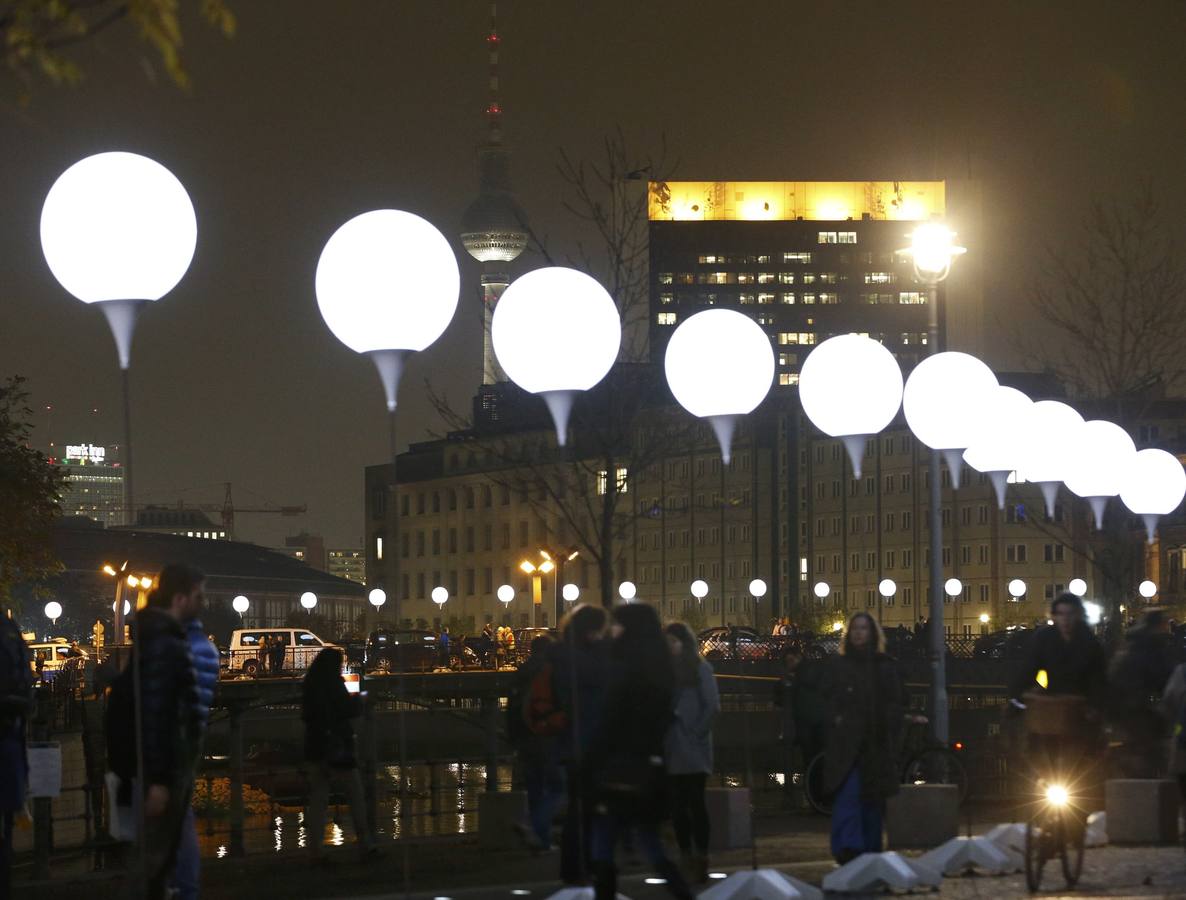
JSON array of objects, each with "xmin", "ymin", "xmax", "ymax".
[{"xmin": 817, "ymin": 231, "xmax": 857, "ymax": 244}]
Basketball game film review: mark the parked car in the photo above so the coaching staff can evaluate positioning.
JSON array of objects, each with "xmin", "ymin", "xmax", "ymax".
[
  {"xmin": 27, "ymin": 640, "xmax": 88, "ymax": 677},
  {"xmin": 972, "ymin": 626, "xmax": 1031, "ymax": 660},
  {"xmin": 225, "ymin": 627, "xmax": 338, "ymax": 676},
  {"xmin": 697, "ymin": 626, "xmax": 773, "ymax": 662},
  {"xmin": 365, "ymin": 629, "xmax": 442, "ymax": 673}
]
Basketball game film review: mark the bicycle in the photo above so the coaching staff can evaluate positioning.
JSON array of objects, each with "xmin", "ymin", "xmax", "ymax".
[{"xmin": 803, "ymin": 716, "xmax": 967, "ymax": 814}]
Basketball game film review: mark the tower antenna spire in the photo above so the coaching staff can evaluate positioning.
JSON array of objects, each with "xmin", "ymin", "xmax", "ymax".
[{"xmin": 486, "ymin": 2, "xmax": 502, "ymax": 144}]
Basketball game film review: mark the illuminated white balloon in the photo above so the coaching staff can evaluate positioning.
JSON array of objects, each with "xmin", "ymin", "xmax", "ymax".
[
  {"xmin": 798, "ymin": 334, "xmax": 903, "ymax": 477},
  {"xmin": 1083, "ymin": 601, "xmax": 1102, "ymax": 626},
  {"xmin": 232, "ymin": 595, "xmax": 249, "ymax": 614},
  {"xmin": 497, "ymin": 584, "xmax": 515, "ymax": 604},
  {"xmin": 944, "ymin": 578, "xmax": 963, "ymax": 598},
  {"xmin": 315, "ymin": 210, "xmax": 460, "ymax": 410},
  {"xmin": 431, "ymin": 586, "xmax": 449, "ymax": 606},
  {"xmin": 1139, "ymin": 580, "xmax": 1157, "ymax": 599},
  {"xmin": 903, "ymin": 352, "xmax": 999, "ymax": 487},
  {"xmin": 813, "ymin": 581, "xmax": 830, "ymax": 599},
  {"xmin": 44, "ymin": 601, "xmax": 62, "ymax": 622},
  {"xmin": 1068, "ymin": 578, "xmax": 1087, "ymax": 597},
  {"xmin": 112, "ymin": 600, "xmax": 131, "ymax": 615},
  {"xmin": 1021, "ymin": 400, "xmax": 1085, "ymax": 517},
  {"xmin": 300, "ymin": 591, "xmax": 317, "ymax": 610},
  {"xmin": 1065, "ymin": 420, "xmax": 1137, "ymax": 529},
  {"xmin": 618, "ymin": 581, "xmax": 637, "ymax": 602},
  {"xmin": 690, "ymin": 580, "xmax": 709, "ymax": 599},
  {"xmin": 1120, "ymin": 448, "xmax": 1186, "ymax": 542},
  {"xmin": 492, "ymin": 267, "xmax": 621, "ymax": 446},
  {"xmin": 664, "ymin": 309, "xmax": 774, "ymax": 464},
  {"xmin": 963, "ymin": 386, "xmax": 1034, "ymax": 508},
  {"xmin": 562, "ymin": 583, "xmax": 580, "ymax": 603},
  {"xmin": 878, "ymin": 579, "xmax": 897, "ymax": 598},
  {"xmin": 749, "ymin": 579, "xmax": 767, "ymax": 598},
  {"xmin": 368, "ymin": 588, "xmax": 386, "ymax": 609},
  {"xmin": 1008, "ymin": 579, "xmax": 1026, "ymax": 599}
]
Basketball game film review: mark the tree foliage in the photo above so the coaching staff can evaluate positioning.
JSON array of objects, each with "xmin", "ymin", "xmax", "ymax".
[
  {"xmin": 1, "ymin": 0, "xmax": 235, "ymax": 94},
  {"xmin": 0, "ymin": 376, "xmax": 64, "ymax": 610}
]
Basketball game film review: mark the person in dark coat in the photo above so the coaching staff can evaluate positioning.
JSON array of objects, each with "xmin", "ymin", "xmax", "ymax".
[
  {"xmin": 269, "ymin": 633, "xmax": 287, "ymax": 676},
  {"xmin": 588, "ymin": 604, "xmax": 691, "ymax": 900},
  {"xmin": 1108, "ymin": 610, "xmax": 1176, "ymax": 776},
  {"xmin": 509, "ymin": 635, "xmax": 564, "ymax": 851},
  {"xmin": 822, "ymin": 612, "xmax": 905, "ymax": 863},
  {"xmin": 0, "ymin": 613, "xmax": 32, "ymax": 900},
  {"xmin": 302, "ymin": 648, "xmax": 376, "ymax": 861}
]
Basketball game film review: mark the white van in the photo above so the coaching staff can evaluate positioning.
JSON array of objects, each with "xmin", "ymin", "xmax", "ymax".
[
  {"xmin": 225, "ymin": 628, "xmax": 338, "ymax": 676},
  {"xmin": 28, "ymin": 639, "xmax": 88, "ymax": 675}
]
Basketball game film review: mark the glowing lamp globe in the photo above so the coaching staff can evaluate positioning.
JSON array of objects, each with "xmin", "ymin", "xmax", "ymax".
[
  {"xmin": 903, "ymin": 352, "xmax": 998, "ymax": 487},
  {"xmin": 1139, "ymin": 580, "xmax": 1157, "ymax": 599},
  {"xmin": 813, "ymin": 581, "xmax": 830, "ymax": 599},
  {"xmin": 300, "ymin": 592, "xmax": 317, "ymax": 610},
  {"xmin": 491, "ymin": 267, "xmax": 621, "ymax": 446},
  {"xmin": 562, "ymin": 583, "xmax": 580, "ymax": 603},
  {"xmin": 44, "ymin": 601, "xmax": 62, "ymax": 622},
  {"xmin": 112, "ymin": 600, "xmax": 131, "ymax": 615},
  {"xmin": 618, "ymin": 581, "xmax": 637, "ymax": 602},
  {"xmin": 368, "ymin": 588, "xmax": 386, "ymax": 609},
  {"xmin": 431, "ymin": 586, "xmax": 449, "ymax": 606},
  {"xmin": 1068, "ymin": 578, "xmax": 1087, "ymax": 597},
  {"xmin": 1083, "ymin": 601, "xmax": 1102, "ymax": 626},
  {"xmin": 40, "ymin": 151, "xmax": 197, "ymax": 369},
  {"xmin": 315, "ymin": 209, "xmax": 460, "ymax": 411},
  {"xmin": 232, "ymin": 595, "xmax": 249, "ymax": 614},
  {"xmin": 1065, "ymin": 420, "xmax": 1137, "ymax": 529},
  {"xmin": 749, "ymin": 579, "xmax": 767, "ymax": 599},
  {"xmin": 799, "ymin": 334, "xmax": 903, "ymax": 477},
  {"xmin": 1020, "ymin": 400, "xmax": 1085, "ymax": 517},
  {"xmin": 497, "ymin": 584, "xmax": 514, "ymax": 604},
  {"xmin": 664, "ymin": 309, "xmax": 774, "ymax": 464},
  {"xmin": 1120, "ymin": 448, "xmax": 1186, "ymax": 543},
  {"xmin": 878, "ymin": 579, "xmax": 897, "ymax": 598},
  {"xmin": 944, "ymin": 578, "xmax": 962, "ymax": 598},
  {"xmin": 1008, "ymin": 579, "xmax": 1026, "ymax": 599},
  {"xmin": 903, "ymin": 223, "xmax": 966, "ymax": 279},
  {"xmin": 963, "ymin": 386, "xmax": 1034, "ymax": 508},
  {"xmin": 690, "ymin": 580, "xmax": 709, "ymax": 600}
]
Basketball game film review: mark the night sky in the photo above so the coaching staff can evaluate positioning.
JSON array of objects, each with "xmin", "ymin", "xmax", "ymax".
[{"xmin": 3, "ymin": 0, "xmax": 1185, "ymax": 549}]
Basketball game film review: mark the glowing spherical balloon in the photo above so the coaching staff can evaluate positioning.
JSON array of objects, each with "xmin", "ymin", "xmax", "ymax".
[
  {"xmin": 41, "ymin": 152, "xmax": 197, "ymax": 304},
  {"xmin": 315, "ymin": 210, "xmax": 459, "ymax": 354},
  {"xmin": 1008, "ymin": 579, "xmax": 1026, "ymax": 599},
  {"xmin": 813, "ymin": 581, "xmax": 830, "ymax": 599},
  {"xmin": 300, "ymin": 592, "xmax": 318, "ymax": 610},
  {"xmin": 1068, "ymin": 578, "xmax": 1087, "ymax": 597},
  {"xmin": 1120, "ymin": 448, "xmax": 1186, "ymax": 516},
  {"xmin": 44, "ymin": 601, "xmax": 62, "ymax": 621},
  {"xmin": 749, "ymin": 579, "xmax": 767, "ymax": 598},
  {"xmin": 799, "ymin": 334, "xmax": 903, "ymax": 439},
  {"xmin": 492, "ymin": 267, "xmax": 621, "ymax": 394},
  {"xmin": 690, "ymin": 580, "xmax": 709, "ymax": 599},
  {"xmin": 1065, "ymin": 420, "xmax": 1136, "ymax": 499},
  {"xmin": 664, "ymin": 309, "xmax": 774, "ymax": 419},
  {"xmin": 618, "ymin": 581, "xmax": 637, "ymax": 601},
  {"xmin": 1139, "ymin": 580, "xmax": 1157, "ymax": 599},
  {"xmin": 112, "ymin": 600, "xmax": 131, "ymax": 615},
  {"xmin": 431, "ymin": 586, "xmax": 448, "ymax": 605},
  {"xmin": 368, "ymin": 588, "xmax": 386, "ymax": 608},
  {"xmin": 1020, "ymin": 400, "xmax": 1085, "ymax": 484},
  {"xmin": 878, "ymin": 579, "xmax": 897, "ymax": 598},
  {"xmin": 1083, "ymin": 601, "xmax": 1102, "ymax": 626},
  {"xmin": 944, "ymin": 578, "xmax": 963, "ymax": 598},
  {"xmin": 497, "ymin": 584, "xmax": 514, "ymax": 604},
  {"xmin": 903, "ymin": 352, "xmax": 999, "ymax": 451},
  {"xmin": 232, "ymin": 595, "xmax": 249, "ymax": 614},
  {"xmin": 963, "ymin": 386, "xmax": 1034, "ymax": 474},
  {"xmin": 562, "ymin": 583, "xmax": 580, "ymax": 603}
]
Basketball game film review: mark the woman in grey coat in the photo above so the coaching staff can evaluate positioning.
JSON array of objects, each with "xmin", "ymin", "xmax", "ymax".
[{"xmin": 663, "ymin": 623, "xmax": 720, "ymax": 884}]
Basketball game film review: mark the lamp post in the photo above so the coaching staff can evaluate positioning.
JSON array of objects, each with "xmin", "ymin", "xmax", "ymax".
[
  {"xmin": 538, "ymin": 547, "xmax": 580, "ymax": 625},
  {"xmin": 519, "ymin": 556, "xmax": 554, "ymax": 627},
  {"xmin": 40, "ymin": 153, "xmax": 197, "ymax": 528},
  {"xmin": 431, "ymin": 586, "xmax": 448, "ymax": 616},
  {"xmin": 897, "ymin": 223, "xmax": 966, "ymax": 746},
  {"xmin": 562, "ymin": 583, "xmax": 580, "ymax": 604}
]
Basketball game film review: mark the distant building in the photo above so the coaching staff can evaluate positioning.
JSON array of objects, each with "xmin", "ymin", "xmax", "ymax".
[
  {"xmin": 327, "ymin": 548, "xmax": 365, "ymax": 585},
  {"xmin": 116, "ymin": 505, "xmax": 227, "ymax": 540},
  {"xmin": 51, "ymin": 442, "xmax": 125, "ymax": 527},
  {"xmin": 277, "ymin": 533, "xmax": 327, "ymax": 571}
]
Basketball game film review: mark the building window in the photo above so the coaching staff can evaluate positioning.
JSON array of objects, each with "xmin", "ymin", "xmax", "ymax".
[
  {"xmin": 979, "ymin": 544, "xmax": 989, "ymax": 564},
  {"xmin": 757, "ymin": 292, "xmax": 776, "ymax": 305},
  {"xmin": 885, "ymin": 512, "xmax": 895, "ymax": 531},
  {"xmin": 597, "ymin": 467, "xmax": 629, "ymax": 495},
  {"xmin": 961, "ymin": 546, "xmax": 972, "ymax": 564},
  {"xmin": 899, "ymin": 292, "xmax": 927, "ymax": 304},
  {"xmin": 779, "ymin": 373, "xmax": 799, "ymax": 386},
  {"xmin": 817, "ymin": 232, "xmax": 838, "ymax": 244},
  {"xmin": 780, "ymin": 292, "xmax": 795, "ymax": 304},
  {"xmin": 783, "ymin": 252, "xmax": 812, "ymax": 263},
  {"xmin": 1044, "ymin": 544, "xmax": 1066, "ymax": 563},
  {"xmin": 375, "ymin": 535, "xmax": 384, "ymax": 560},
  {"xmin": 658, "ymin": 272, "xmax": 673, "ymax": 284},
  {"xmin": 819, "ymin": 292, "xmax": 839, "ymax": 304},
  {"xmin": 839, "ymin": 232, "xmax": 857, "ymax": 244},
  {"xmin": 1006, "ymin": 543, "xmax": 1028, "ymax": 563},
  {"xmin": 778, "ymin": 351, "xmax": 797, "ymax": 367},
  {"xmin": 885, "ymin": 550, "xmax": 896, "ymax": 569},
  {"xmin": 801, "ymin": 293, "xmax": 816, "ymax": 305},
  {"xmin": 656, "ymin": 312, "xmax": 677, "ymax": 325},
  {"xmin": 980, "ymin": 584, "xmax": 990, "ymax": 603},
  {"xmin": 777, "ymin": 332, "xmax": 815, "ymax": 345},
  {"xmin": 864, "ymin": 272, "xmax": 894, "ymax": 284}
]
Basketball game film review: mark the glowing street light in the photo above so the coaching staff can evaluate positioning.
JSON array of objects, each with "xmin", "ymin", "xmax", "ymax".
[
  {"xmin": 813, "ymin": 581, "xmax": 830, "ymax": 600},
  {"xmin": 232, "ymin": 595, "xmax": 249, "ymax": 614},
  {"xmin": 1083, "ymin": 602, "xmax": 1102, "ymax": 626},
  {"xmin": 831, "ymin": 620, "xmax": 844, "ymax": 633},
  {"xmin": 898, "ymin": 223, "xmax": 966, "ymax": 281},
  {"xmin": 1138, "ymin": 580, "xmax": 1157, "ymax": 599},
  {"xmin": 1068, "ymin": 578, "xmax": 1087, "ymax": 597},
  {"xmin": 1008, "ymin": 579, "xmax": 1027, "ymax": 600},
  {"xmin": 664, "ymin": 309, "xmax": 774, "ymax": 464},
  {"xmin": 300, "ymin": 591, "xmax": 318, "ymax": 611},
  {"xmin": 618, "ymin": 581, "xmax": 637, "ymax": 602},
  {"xmin": 978, "ymin": 613, "xmax": 990, "ymax": 625},
  {"xmin": 944, "ymin": 578, "xmax": 963, "ymax": 598},
  {"xmin": 44, "ymin": 601, "xmax": 62, "ymax": 625},
  {"xmin": 690, "ymin": 580, "xmax": 709, "ymax": 601},
  {"xmin": 963, "ymin": 386, "xmax": 1034, "ymax": 509},
  {"xmin": 798, "ymin": 333, "xmax": 903, "ymax": 477},
  {"xmin": 562, "ymin": 583, "xmax": 580, "ymax": 603},
  {"xmin": 1119, "ymin": 448, "xmax": 1186, "ymax": 543},
  {"xmin": 491, "ymin": 267, "xmax": 621, "ymax": 446},
  {"xmin": 1065, "ymin": 420, "xmax": 1137, "ymax": 529}
]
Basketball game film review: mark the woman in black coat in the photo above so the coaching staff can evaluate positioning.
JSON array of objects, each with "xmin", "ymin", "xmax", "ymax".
[{"xmin": 822, "ymin": 612, "xmax": 905, "ymax": 863}]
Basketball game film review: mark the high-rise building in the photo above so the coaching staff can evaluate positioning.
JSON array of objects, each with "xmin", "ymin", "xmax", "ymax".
[
  {"xmin": 51, "ymin": 442, "xmax": 125, "ymax": 527},
  {"xmin": 647, "ymin": 180, "xmax": 985, "ymax": 377},
  {"xmin": 327, "ymin": 548, "xmax": 365, "ymax": 585}
]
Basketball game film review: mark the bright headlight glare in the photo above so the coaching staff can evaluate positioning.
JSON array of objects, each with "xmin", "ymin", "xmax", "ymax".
[{"xmin": 1045, "ymin": 784, "xmax": 1069, "ymax": 806}]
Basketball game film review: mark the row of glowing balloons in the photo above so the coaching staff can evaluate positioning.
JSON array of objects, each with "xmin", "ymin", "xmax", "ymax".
[
  {"xmin": 37, "ymin": 153, "xmax": 1185, "ymax": 546},
  {"xmin": 795, "ymin": 333, "xmax": 1186, "ymax": 542}
]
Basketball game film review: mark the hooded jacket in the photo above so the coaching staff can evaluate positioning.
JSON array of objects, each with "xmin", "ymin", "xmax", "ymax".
[{"xmin": 134, "ymin": 607, "xmax": 201, "ymax": 786}]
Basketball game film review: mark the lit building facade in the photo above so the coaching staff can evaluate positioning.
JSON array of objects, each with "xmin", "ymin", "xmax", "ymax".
[
  {"xmin": 52, "ymin": 443, "xmax": 125, "ymax": 527},
  {"xmin": 327, "ymin": 548, "xmax": 365, "ymax": 585}
]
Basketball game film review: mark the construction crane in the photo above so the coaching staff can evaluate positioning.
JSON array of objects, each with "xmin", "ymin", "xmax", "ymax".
[{"xmin": 129, "ymin": 483, "xmax": 306, "ymax": 540}]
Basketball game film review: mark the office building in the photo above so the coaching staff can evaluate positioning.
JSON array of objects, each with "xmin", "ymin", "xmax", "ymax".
[
  {"xmin": 51, "ymin": 442, "xmax": 125, "ymax": 527},
  {"xmin": 328, "ymin": 548, "xmax": 366, "ymax": 585}
]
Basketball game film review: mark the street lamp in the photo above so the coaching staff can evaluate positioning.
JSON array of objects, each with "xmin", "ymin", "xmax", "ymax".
[
  {"xmin": 1068, "ymin": 578, "xmax": 1087, "ymax": 597},
  {"xmin": 897, "ymin": 223, "xmax": 965, "ymax": 747},
  {"xmin": 44, "ymin": 601, "xmax": 62, "ymax": 627},
  {"xmin": 618, "ymin": 581, "xmax": 637, "ymax": 602},
  {"xmin": 300, "ymin": 591, "xmax": 317, "ymax": 612},
  {"xmin": 798, "ymin": 333, "xmax": 904, "ymax": 477},
  {"xmin": 40, "ymin": 152, "xmax": 198, "ymax": 528},
  {"xmin": 1065, "ymin": 420, "xmax": 1137, "ymax": 530},
  {"xmin": 1119, "ymin": 448, "xmax": 1186, "ymax": 543},
  {"xmin": 520, "ymin": 556, "xmax": 555, "ymax": 627},
  {"xmin": 1021, "ymin": 400, "xmax": 1085, "ymax": 518},
  {"xmin": 1138, "ymin": 580, "xmax": 1157, "ymax": 600},
  {"xmin": 491, "ymin": 267, "xmax": 621, "ymax": 446},
  {"xmin": 664, "ymin": 308, "xmax": 775, "ymax": 464},
  {"xmin": 978, "ymin": 613, "xmax": 990, "ymax": 625},
  {"xmin": 962, "ymin": 385, "xmax": 1034, "ymax": 509}
]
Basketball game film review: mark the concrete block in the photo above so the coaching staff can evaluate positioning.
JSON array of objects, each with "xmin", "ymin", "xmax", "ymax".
[
  {"xmin": 699, "ymin": 868, "xmax": 823, "ymax": 900},
  {"xmin": 706, "ymin": 786, "xmax": 751, "ymax": 851},
  {"xmin": 1085, "ymin": 810, "xmax": 1107, "ymax": 847},
  {"xmin": 885, "ymin": 783, "xmax": 958, "ymax": 849},
  {"xmin": 822, "ymin": 851, "xmax": 941, "ymax": 893},
  {"xmin": 478, "ymin": 790, "xmax": 529, "ymax": 850},
  {"xmin": 1105, "ymin": 780, "xmax": 1179, "ymax": 845}
]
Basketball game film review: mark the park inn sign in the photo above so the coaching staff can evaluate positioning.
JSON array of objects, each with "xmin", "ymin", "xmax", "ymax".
[{"xmin": 64, "ymin": 444, "xmax": 106, "ymax": 464}]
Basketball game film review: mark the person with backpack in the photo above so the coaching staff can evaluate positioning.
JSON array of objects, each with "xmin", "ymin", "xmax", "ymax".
[
  {"xmin": 510, "ymin": 635, "xmax": 564, "ymax": 851},
  {"xmin": 106, "ymin": 564, "xmax": 204, "ymax": 900},
  {"xmin": 0, "ymin": 612, "xmax": 33, "ymax": 900},
  {"xmin": 663, "ymin": 623, "xmax": 719, "ymax": 885},
  {"xmin": 1159, "ymin": 659, "xmax": 1186, "ymax": 849}
]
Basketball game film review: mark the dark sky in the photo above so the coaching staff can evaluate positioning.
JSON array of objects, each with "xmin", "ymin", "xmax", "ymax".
[{"xmin": 4, "ymin": 0, "xmax": 1186, "ymax": 548}]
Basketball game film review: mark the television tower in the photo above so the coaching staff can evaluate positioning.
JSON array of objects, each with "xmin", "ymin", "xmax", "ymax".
[{"xmin": 460, "ymin": 2, "xmax": 528, "ymax": 385}]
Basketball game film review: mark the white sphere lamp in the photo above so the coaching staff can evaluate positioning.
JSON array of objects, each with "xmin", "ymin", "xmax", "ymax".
[
  {"xmin": 690, "ymin": 579, "xmax": 709, "ymax": 600},
  {"xmin": 491, "ymin": 267, "xmax": 621, "ymax": 446},
  {"xmin": 431, "ymin": 586, "xmax": 449, "ymax": 607},
  {"xmin": 664, "ymin": 309, "xmax": 774, "ymax": 464},
  {"xmin": 1007, "ymin": 578, "xmax": 1026, "ymax": 600},
  {"xmin": 1119, "ymin": 448, "xmax": 1186, "ymax": 543},
  {"xmin": 963, "ymin": 386, "xmax": 1034, "ymax": 508},
  {"xmin": 878, "ymin": 578, "xmax": 897, "ymax": 599},
  {"xmin": 300, "ymin": 591, "xmax": 318, "ymax": 611},
  {"xmin": 618, "ymin": 581, "xmax": 637, "ymax": 602},
  {"xmin": 497, "ymin": 584, "xmax": 514, "ymax": 605},
  {"xmin": 1068, "ymin": 578, "xmax": 1087, "ymax": 597},
  {"xmin": 1021, "ymin": 400, "xmax": 1085, "ymax": 518},
  {"xmin": 1065, "ymin": 420, "xmax": 1137, "ymax": 529},
  {"xmin": 799, "ymin": 333, "xmax": 903, "ymax": 477},
  {"xmin": 978, "ymin": 612, "xmax": 990, "ymax": 625},
  {"xmin": 562, "ymin": 583, "xmax": 580, "ymax": 603},
  {"xmin": 749, "ymin": 579, "xmax": 767, "ymax": 599},
  {"xmin": 44, "ymin": 601, "xmax": 62, "ymax": 624},
  {"xmin": 315, "ymin": 209, "xmax": 460, "ymax": 411},
  {"xmin": 944, "ymin": 578, "xmax": 962, "ymax": 598},
  {"xmin": 40, "ymin": 151, "xmax": 197, "ymax": 370},
  {"xmin": 903, "ymin": 351, "xmax": 999, "ymax": 488},
  {"xmin": 1138, "ymin": 580, "xmax": 1157, "ymax": 599},
  {"xmin": 232, "ymin": 595, "xmax": 249, "ymax": 614},
  {"xmin": 813, "ymin": 581, "xmax": 830, "ymax": 600},
  {"xmin": 368, "ymin": 588, "xmax": 386, "ymax": 609}
]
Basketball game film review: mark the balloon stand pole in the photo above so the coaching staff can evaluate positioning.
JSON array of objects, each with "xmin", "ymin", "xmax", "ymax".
[
  {"xmin": 941, "ymin": 449, "xmax": 964, "ymax": 489},
  {"xmin": 1088, "ymin": 497, "xmax": 1108, "ymax": 531},
  {"xmin": 988, "ymin": 471, "xmax": 1008, "ymax": 510},
  {"xmin": 369, "ymin": 349, "xmax": 410, "ymax": 412},
  {"xmin": 1142, "ymin": 514, "xmax": 1158, "ymax": 545},
  {"xmin": 99, "ymin": 299, "xmax": 144, "ymax": 371},
  {"xmin": 540, "ymin": 390, "xmax": 577, "ymax": 448},
  {"xmin": 840, "ymin": 434, "xmax": 867, "ymax": 479},
  {"xmin": 1038, "ymin": 481, "xmax": 1059, "ymax": 519},
  {"xmin": 707, "ymin": 415, "xmax": 739, "ymax": 465}
]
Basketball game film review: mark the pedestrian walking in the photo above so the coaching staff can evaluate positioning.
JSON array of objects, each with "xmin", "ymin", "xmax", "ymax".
[
  {"xmin": 0, "ymin": 612, "xmax": 33, "ymax": 900},
  {"xmin": 510, "ymin": 635, "xmax": 565, "ymax": 851},
  {"xmin": 269, "ymin": 633, "xmax": 286, "ymax": 676},
  {"xmin": 822, "ymin": 612, "xmax": 905, "ymax": 864},
  {"xmin": 439, "ymin": 626, "xmax": 451, "ymax": 669},
  {"xmin": 589, "ymin": 604, "xmax": 691, "ymax": 900},
  {"xmin": 774, "ymin": 645, "xmax": 827, "ymax": 776},
  {"xmin": 663, "ymin": 623, "xmax": 719, "ymax": 884},
  {"xmin": 1109, "ymin": 610, "xmax": 1175, "ymax": 776},
  {"xmin": 301, "ymin": 648, "xmax": 377, "ymax": 862}
]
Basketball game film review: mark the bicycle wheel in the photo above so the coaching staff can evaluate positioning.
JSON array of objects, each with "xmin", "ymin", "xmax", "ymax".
[
  {"xmin": 1059, "ymin": 808, "xmax": 1086, "ymax": 887},
  {"xmin": 901, "ymin": 748, "xmax": 968, "ymax": 804},
  {"xmin": 804, "ymin": 752, "xmax": 832, "ymax": 815},
  {"xmin": 1024, "ymin": 819, "xmax": 1048, "ymax": 892}
]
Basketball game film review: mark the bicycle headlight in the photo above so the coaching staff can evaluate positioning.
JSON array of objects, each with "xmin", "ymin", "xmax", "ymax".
[{"xmin": 1045, "ymin": 784, "xmax": 1069, "ymax": 806}]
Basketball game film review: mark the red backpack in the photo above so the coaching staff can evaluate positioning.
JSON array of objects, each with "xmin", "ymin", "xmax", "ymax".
[{"xmin": 523, "ymin": 661, "xmax": 567, "ymax": 736}]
